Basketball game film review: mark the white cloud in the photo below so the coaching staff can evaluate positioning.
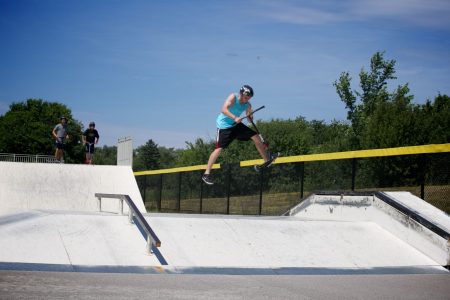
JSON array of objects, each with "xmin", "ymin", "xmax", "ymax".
[
  {"xmin": 254, "ymin": 0, "xmax": 450, "ymax": 28},
  {"xmin": 351, "ymin": 0, "xmax": 450, "ymax": 27},
  {"xmin": 253, "ymin": 0, "xmax": 343, "ymax": 25},
  {"xmin": 255, "ymin": 4, "xmax": 343, "ymax": 25}
]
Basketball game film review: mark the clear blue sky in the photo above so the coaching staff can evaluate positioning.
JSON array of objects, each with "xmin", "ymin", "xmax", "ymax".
[{"xmin": 1, "ymin": 0, "xmax": 449, "ymax": 149}]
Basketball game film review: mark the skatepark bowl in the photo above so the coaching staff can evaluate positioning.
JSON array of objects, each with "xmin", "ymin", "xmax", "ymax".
[{"xmin": 1, "ymin": 158, "xmax": 450, "ymax": 299}]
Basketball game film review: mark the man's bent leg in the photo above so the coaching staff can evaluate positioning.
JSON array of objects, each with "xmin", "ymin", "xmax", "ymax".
[{"xmin": 251, "ymin": 135, "xmax": 269, "ymax": 161}]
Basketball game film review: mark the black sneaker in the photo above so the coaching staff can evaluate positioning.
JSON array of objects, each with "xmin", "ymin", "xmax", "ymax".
[
  {"xmin": 202, "ymin": 174, "xmax": 214, "ymax": 185},
  {"xmin": 266, "ymin": 152, "xmax": 279, "ymax": 167},
  {"xmin": 254, "ymin": 152, "xmax": 279, "ymax": 171}
]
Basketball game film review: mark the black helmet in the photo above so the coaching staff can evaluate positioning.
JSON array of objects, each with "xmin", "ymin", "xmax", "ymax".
[
  {"xmin": 60, "ymin": 116, "xmax": 66, "ymax": 120},
  {"xmin": 240, "ymin": 85, "xmax": 254, "ymax": 97},
  {"xmin": 89, "ymin": 122, "xmax": 95, "ymax": 127}
]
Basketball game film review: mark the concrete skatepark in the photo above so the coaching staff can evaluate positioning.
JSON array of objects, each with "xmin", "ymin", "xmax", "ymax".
[{"xmin": 1, "ymin": 161, "xmax": 449, "ymax": 299}]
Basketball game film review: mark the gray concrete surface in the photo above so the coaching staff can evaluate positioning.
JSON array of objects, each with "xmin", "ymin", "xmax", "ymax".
[
  {"xmin": 1, "ymin": 270, "xmax": 449, "ymax": 300},
  {"xmin": 2, "ymin": 163, "xmax": 449, "ymax": 299}
]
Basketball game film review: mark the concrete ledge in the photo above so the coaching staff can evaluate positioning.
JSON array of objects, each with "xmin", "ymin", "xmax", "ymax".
[
  {"xmin": 0, "ymin": 262, "xmax": 447, "ymax": 275},
  {"xmin": 0, "ymin": 162, "xmax": 145, "ymax": 214},
  {"xmin": 288, "ymin": 192, "xmax": 450, "ymax": 266}
]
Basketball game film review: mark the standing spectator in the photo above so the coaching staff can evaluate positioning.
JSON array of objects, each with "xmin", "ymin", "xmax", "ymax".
[
  {"xmin": 82, "ymin": 121, "xmax": 100, "ymax": 164},
  {"xmin": 52, "ymin": 116, "xmax": 69, "ymax": 163}
]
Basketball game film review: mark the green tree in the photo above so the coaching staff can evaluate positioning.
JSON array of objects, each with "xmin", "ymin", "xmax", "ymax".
[
  {"xmin": 0, "ymin": 99, "xmax": 83, "ymax": 162},
  {"xmin": 309, "ymin": 119, "xmax": 352, "ymax": 153},
  {"xmin": 418, "ymin": 94, "xmax": 450, "ymax": 144},
  {"xmin": 134, "ymin": 139, "xmax": 161, "ymax": 171},
  {"xmin": 257, "ymin": 117, "xmax": 313, "ymax": 156},
  {"xmin": 333, "ymin": 51, "xmax": 410, "ymax": 149},
  {"xmin": 334, "ymin": 53, "xmax": 450, "ymax": 188},
  {"xmin": 175, "ymin": 138, "xmax": 214, "ymax": 166},
  {"xmin": 158, "ymin": 146, "xmax": 181, "ymax": 168},
  {"xmin": 94, "ymin": 145, "xmax": 117, "ymax": 165},
  {"xmin": 362, "ymin": 86, "xmax": 416, "ymax": 149}
]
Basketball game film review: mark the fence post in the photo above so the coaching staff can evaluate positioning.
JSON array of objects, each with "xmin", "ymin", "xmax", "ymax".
[
  {"xmin": 199, "ymin": 172, "xmax": 204, "ymax": 214},
  {"xmin": 297, "ymin": 162, "xmax": 305, "ymax": 199},
  {"xmin": 418, "ymin": 154, "xmax": 426, "ymax": 200},
  {"xmin": 226, "ymin": 164, "xmax": 232, "ymax": 215},
  {"xmin": 142, "ymin": 176, "xmax": 147, "ymax": 204},
  {"xmin": 157, "ymin": 174, "xmax": 163, "ymax": 212},
  {"xmin": 177, "ymin": 172, "xmax": 182, "ymax": 212},
  {"xmin": 351, "ymin": 158, "xmax": 357, "ymax": 191},
  {"xmin": 258, "ymin": 169, "xmax": 264, "ymax": 215}
]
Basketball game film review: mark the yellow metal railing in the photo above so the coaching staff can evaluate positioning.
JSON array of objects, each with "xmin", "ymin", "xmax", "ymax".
[
  {"xmin": 241, "ymin": 143, "xmax": 450, "ymax": 166},
  {"xmin": 134, "ymin": 143, "xmax": 450, "ymax": 175},
  {"xmin": 134, "ymin": 164, "xmax": 220, "ymax": 176}
]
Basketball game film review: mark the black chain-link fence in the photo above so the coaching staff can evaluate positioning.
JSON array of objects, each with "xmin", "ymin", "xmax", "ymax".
[{"xmin": 136, "ymin": 152, "xmax": 450, "ymax": 215}]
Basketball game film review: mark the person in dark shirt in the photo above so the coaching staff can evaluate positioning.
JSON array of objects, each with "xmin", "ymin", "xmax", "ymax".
[{"xmin": 82, "ymin": 122, "xmax": 100, "ymax": 164}]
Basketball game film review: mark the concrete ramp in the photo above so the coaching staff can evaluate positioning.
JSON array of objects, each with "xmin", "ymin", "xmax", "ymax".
[
  {"xmin": 1, "ymin": 210, "xmax": 447, "ymax": 275},
  {"xmin": 0, "ymin": 165, "xmax": 449, "ymax": 275},
  {"xmin": 0, "ymin": 210, "xmax": 160, "ymax": 270},
  {"xmin": 288, "ymin": 192, "xmax": 450, "ymax": 267},
  {"xmin": 145, "ymin": 213, "xmax": 445, "ymax": 274},
  {"xmin": 0, "ymin": 162, "xmax": 145, "ymax": 214},
  {"xmin": 135, "ymin": 191, "xmax": 449, "ymax": 274}
]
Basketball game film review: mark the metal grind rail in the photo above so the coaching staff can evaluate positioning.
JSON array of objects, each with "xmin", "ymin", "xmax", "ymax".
[{"xmin": 95, "ymin": 193, "xmax": 161, "ymax": 253}]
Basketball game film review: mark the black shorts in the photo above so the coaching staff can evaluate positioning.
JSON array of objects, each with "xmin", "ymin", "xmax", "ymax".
[
  {"xmin": 55, "ymin": 139, "xmax": 65, "ymax": 150},
  {"xmin": 85, "ymin": 143, "xmax": 95, "ymax": 154},
  {"xmin": 216, "ymin": 123, "xmax": 257, "ymax": 149}
]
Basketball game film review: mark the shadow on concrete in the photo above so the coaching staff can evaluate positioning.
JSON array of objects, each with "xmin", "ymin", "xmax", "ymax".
[
  {"xmin": 0, "ymin": 262, "xmax": 447, "ymax": 275},
  {"xmin": 0, "ymin": 211, "xmax": 44, "ymax": 226},
  {"xmin": 132, "ymin": 215, "xmax": 168, "ymax": 265}
]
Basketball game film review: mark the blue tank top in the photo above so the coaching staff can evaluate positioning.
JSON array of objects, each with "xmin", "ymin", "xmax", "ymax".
[{"xmin": 216, "ymin": 94, "xmax": 249, "ymax": 129}]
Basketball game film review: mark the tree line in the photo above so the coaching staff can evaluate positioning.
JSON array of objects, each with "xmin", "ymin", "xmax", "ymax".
[
  {"xmin": 1, "ymin": 52, "xmax": 448, "ymax": 170},
  {"xmin": 134, "ymin": 51, "xmax": 449, "ymax": 173}
]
